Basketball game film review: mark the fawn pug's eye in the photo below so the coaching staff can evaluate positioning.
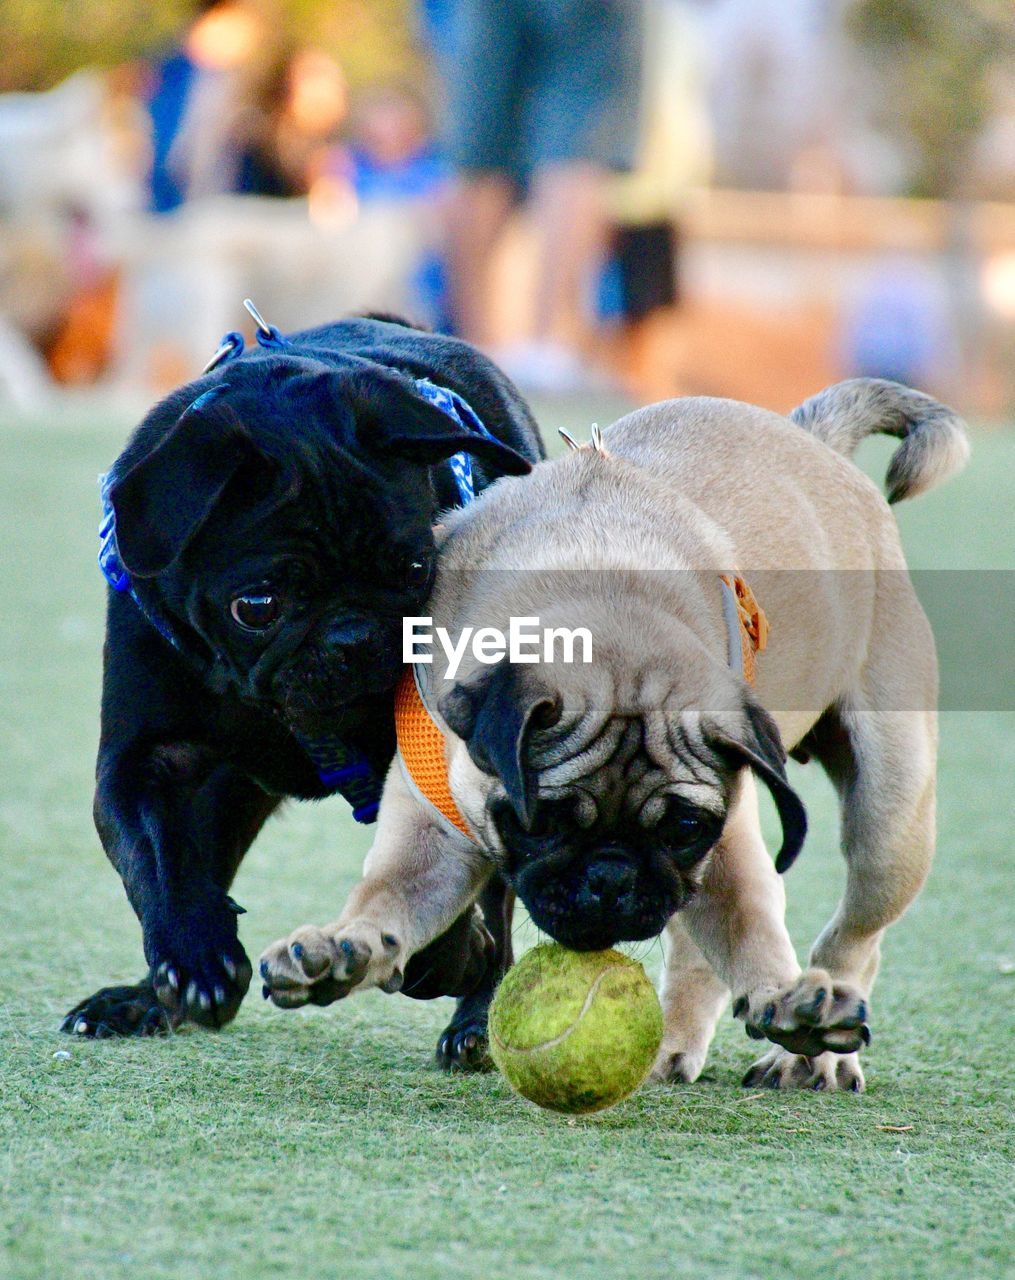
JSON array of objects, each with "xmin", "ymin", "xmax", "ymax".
[
  {"xmin": 529, "ymin": 698, "xmax": 562, "ymax": 731},
  {"xmin": 230, "ymin": 593, "xmax": 282, "ymax": 632},
  {"xmin": 656, "ymin": 798, "xmax": 720, "ymax": 864}
]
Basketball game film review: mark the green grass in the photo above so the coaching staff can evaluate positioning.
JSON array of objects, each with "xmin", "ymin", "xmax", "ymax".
[{"xmin": 1, "ymin": 405, "xmax": 1013, "ymax": 1280}]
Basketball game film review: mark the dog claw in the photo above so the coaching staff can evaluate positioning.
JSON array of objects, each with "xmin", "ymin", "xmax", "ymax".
[
  {"xmin": 739, "ymin": 972, "xmax": 869, "ymax": 1056},
  {"xmin": 804, "ymin": 989, "xmax": 827, "ymax": 1021},
  {"xmin": 744, "ymin": 1045, "xmax": 867, "ymax": 1093},
  {"xmin": 435, "ymin": 1023, "xmax": 493, "ymax": 1073},
  {"xmin": 140, "ymin": 1005, "xmax": 170, "ymax": 1035},
  {"xmin": 62, "ymin": 978, "xmax": 207, "ymax": 1038}
]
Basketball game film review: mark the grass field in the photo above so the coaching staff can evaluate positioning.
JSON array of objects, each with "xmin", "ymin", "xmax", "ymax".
[{"xmin": 1, "ymin": 400, "xmax": 1012, "ymax": 1280}]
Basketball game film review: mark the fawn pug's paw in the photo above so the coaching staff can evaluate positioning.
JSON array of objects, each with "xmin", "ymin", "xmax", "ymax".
[
  {"xmin": 259, "ymin": 921, "xmax": 406, "ymax": 1008},
  {"xmin": 733, "ymin": 969, "xmax": 870, "ymax": 1058}
]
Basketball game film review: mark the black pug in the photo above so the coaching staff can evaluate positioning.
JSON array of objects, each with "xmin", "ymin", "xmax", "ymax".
[{"xmin": 62, "ymin": 314, "xmax": 542, "ymax": 1068}]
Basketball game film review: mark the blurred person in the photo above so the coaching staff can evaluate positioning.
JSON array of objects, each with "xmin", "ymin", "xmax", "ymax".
[
  {"xmin": 841, "ymin": 259, "xmax": 955, "ymax": 392},
  {"xmin": 169, "ymin": 38, "xmax": 347, "ymax": 201},
  {"xmin": 598, "ymin": 0, "xmax": 711, "ymax": 391},
  {"xmin": 231, "ymin": 48, "xmax": 348, "ymax": 197},
  {"xmin": 345, "ymin": 83, "xmax": 447, "ymax": 204},
  {"xmin": 441, "ymin": 0, "xmax": 643, "ymax": 391},
  {"xmin": 145, "ymin": 0, "xmax": 264, "ymax": 211},
  {"xmin": 340, "ymin": 84, "xmax": 451, "ymax": 327}
]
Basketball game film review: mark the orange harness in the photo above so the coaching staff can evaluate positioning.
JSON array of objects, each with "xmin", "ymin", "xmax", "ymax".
[
  {"xmin": 393, "ymin": 575, "xmax": 767, "ymax": 840},
  {"xmin": 394, "ymin": 669, "xmax": 473, "ymax": 837},
  {"xmin": 720, "ymin": 573, "xmax": 769, "ymax": 686}
]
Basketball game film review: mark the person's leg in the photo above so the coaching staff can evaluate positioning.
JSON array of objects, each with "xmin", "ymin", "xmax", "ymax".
[
  {"xmin": 446, "ymin": 173, "xmax": 516, "ymax": 345},
  {"xmin": 529, "ymin": 161, "xmax": 607, "ymax": 350},
  {"xmin": 521, "ymin": 0, "xmax": 643, "ymax": 364},
  {"xmin": 443, "ymin": 0, "xmax": 523, "ymax": 343}
]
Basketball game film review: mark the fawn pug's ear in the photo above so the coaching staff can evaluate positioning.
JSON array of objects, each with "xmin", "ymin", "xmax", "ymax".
[
  {"xmin": 705, "ymin": 699, "xmax": 808, "ymax": 873},
  {"xmin": 439, "ymin": 663, "xmax": 560, "ymax": 829}
]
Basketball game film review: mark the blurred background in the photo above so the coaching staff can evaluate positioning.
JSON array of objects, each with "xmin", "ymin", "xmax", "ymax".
[{"xmin": 0, "ymin": 0, "xmax": 1012, "ymax": 418}]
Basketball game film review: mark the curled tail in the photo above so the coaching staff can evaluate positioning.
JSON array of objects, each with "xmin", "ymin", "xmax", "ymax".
[{"xmin": 790, "ymin": 378, "xmax": 969, "ymax": 503}]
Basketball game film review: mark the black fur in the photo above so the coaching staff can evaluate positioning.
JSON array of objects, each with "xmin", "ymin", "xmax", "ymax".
[{"xmin": 62, "ymin": 316, "xmax": 543, "ymax": 1057}]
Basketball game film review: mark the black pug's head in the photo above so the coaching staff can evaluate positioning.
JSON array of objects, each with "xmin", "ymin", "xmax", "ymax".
[
  {"xmin": 107, "ymin": 359, "xmax": 530, "ymax": 735},
  {"xmin": 440, "ymin": 662, "xmax": 807, "ymax": 951}
]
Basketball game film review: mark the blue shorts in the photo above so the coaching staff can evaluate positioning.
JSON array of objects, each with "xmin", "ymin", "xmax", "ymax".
[{"xmin": 445, "ymin": 0, "xmax": 643, "ymax": 182}]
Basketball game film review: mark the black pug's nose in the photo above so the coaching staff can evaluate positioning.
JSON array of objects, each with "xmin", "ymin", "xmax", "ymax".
[
  {"xmin": 325, "ymin": 616, "xmax": 376, "ymax": 650},
  {"xmin": 585, "ymin": 857, "xmax": 637, "ymax": 907}
]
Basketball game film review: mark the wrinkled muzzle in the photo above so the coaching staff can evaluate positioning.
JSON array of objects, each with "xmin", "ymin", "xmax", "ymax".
[
  {"xmin": 272, "ymin": 614, "xmax": 404, "ymax": 730},
  {"xmin": 511, "ymin": 844, "xmax": 693, "ymax": 951}
]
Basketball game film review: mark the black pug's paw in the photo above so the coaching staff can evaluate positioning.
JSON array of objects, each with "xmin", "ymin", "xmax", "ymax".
[
  {"xmin": 60, "ymin": 978, "xmax": 179, "ymax": 1038},
  {"xmin": 400, "ymin": 905, "xmax": 498, "ymax": 1072},
  {"xmin": 436, "ymin": 989, "xmax": 494, "ymax": 1073},
  {"xmin": 62, "ymin": 934, "xmax": 252, "ymax": 1036},
  {"xmin": 143, "ymin": 898, "xmax": 253, "ymax": 1029},
  {"xmin": 148, "ymin": 937, "xmax": 253, "ymax": 1029},
  {"xmin": 400, "ymin": 905, "xmax": 496, "ymax": 1001}
]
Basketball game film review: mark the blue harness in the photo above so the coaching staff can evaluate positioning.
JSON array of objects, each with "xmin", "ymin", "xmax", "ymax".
[{"xmin": 99, "ymin": 309, "xmax": 495, "ymax": 824}]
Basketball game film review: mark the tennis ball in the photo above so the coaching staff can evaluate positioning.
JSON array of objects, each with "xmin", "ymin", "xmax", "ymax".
[{"xmin": 489, "ymin": 943, "xmax": 663, "ymax": 1114}]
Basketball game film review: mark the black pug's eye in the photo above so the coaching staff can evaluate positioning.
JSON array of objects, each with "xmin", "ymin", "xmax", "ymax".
[
  {"xmin": 230, "ymin": 593, "xmax": 282, "ymax": 632},
  {"xmin": 404, "ymin": 554, "xmax": 432, "ymax": 593}
]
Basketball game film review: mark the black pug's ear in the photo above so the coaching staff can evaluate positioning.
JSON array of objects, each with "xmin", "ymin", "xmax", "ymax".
[
  {"xmin": 706, "ymin": 700, "xmax": 808, "ymax": 873},
  {"xmin": 439, "ymin": 663, "xmax": 559, "ymax": 828},
  {"xmin": 110, "ymin": 390, "xmax": 253, "ymax": 577},
  {"xmin": 345, "ymin": 367, "xmax": 532, "ymax": 477}
]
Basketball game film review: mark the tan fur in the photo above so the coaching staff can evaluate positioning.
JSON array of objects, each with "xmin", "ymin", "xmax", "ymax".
[{"xmin": 260, "ymin": 380, "xmax": 967, "ymax": 1093}]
